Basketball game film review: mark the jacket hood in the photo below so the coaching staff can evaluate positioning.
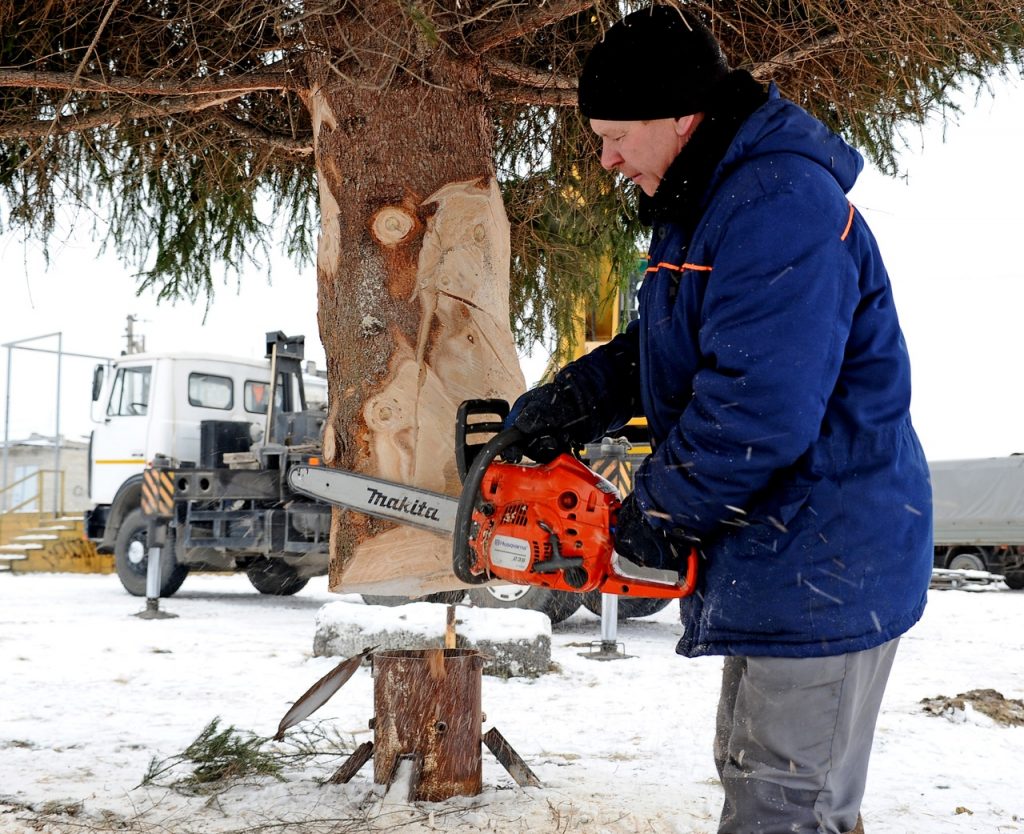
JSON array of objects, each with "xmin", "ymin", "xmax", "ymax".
[{"xmin": 718, "ymin": 85, "xmax": 864, "ymax": 196}]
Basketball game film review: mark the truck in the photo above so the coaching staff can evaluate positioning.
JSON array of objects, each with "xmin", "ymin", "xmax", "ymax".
[
  {"xmin": 930, "ymin": 456, "xmax": 1024, "ymax": 589},
  {"xmin": 81, "ymin": 331, "xmax": 558, "ymax": 614},
  {"xmin": 86, "ymin": 332, "xmax": 334, "ymax": 597}
]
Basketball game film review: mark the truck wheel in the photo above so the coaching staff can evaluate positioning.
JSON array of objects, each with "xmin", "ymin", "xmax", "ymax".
[
  {"xmin": 1003, "ymin": 571, "xmax": 1024, "ymax": 590},
  {"xmin": 246, "ymin": 558, "xmax": 309, "ymax": 595},
  {"xmin": 360, "ymin": 591, "xmax": 465, "ymax": 607},
  {"xmin": 114, "ymin": 508, "xmax": 189, "ymax": 597},
  {"xmin": 467, "ymin": 584, "xmax": 581, "ymax": 624},
  {"xmin": 581, "ymin": 591, "xmax": 671, "ymax": 620},
  {"xmin": 424, "ymin": 591, "xmax": 465, "ymax": 604},
  {"xmin": 948, "ymin": 549, "xmax": 987, "ymax": 572}
]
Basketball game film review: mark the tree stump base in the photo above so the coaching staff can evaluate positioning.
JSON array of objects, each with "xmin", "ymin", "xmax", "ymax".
[
  {"xmin": 372, "ymin": 648, "xmax": 483, "ymax": 801},
  {"xmin": 330, "ymin": 646, "xmax": 539, "ymax": 799}
]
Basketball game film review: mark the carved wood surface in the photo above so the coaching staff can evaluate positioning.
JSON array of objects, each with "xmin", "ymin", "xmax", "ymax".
[{"xmin": 340, "ymin": 178, "xmax": 525, "ymax": 594}]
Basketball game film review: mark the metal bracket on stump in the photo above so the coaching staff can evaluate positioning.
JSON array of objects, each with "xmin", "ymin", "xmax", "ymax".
[
  {"xmin": 330, "ymin": 726, "xmax": 540, "ymax": 792},
  {"xmin": 483, "ymin": 727, "xmax": 540, "ymax": 788},
  {"xmin": 135, "ymin": 464, "xmax": 177, "ymax": 620}
]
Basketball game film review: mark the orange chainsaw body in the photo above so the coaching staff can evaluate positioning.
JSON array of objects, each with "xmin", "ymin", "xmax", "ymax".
[{"xmin": 465, "ymin": 453, "xmax": 697, "ymax": 598}]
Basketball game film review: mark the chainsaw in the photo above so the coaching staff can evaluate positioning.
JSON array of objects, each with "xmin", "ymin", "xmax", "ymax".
[{"xmin": 287, "ymin": 399, "xmax": 697, "ymax": 599}]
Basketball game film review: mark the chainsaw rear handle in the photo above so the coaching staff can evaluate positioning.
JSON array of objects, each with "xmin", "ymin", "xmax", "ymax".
[{"xmin": 452, "ymin": 421, "xmax": 527, "ymax": 585}]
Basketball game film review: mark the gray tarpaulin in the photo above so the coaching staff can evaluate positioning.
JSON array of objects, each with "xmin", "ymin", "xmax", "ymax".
[{"xmin": 930, "ymin": 456, "xmax": 1024, "ymax": 544}]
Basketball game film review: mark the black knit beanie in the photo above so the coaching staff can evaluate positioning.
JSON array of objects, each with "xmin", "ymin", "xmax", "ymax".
[{"xmin": 578, "ymin": 5, "xmax": 729, "ymax": 121}]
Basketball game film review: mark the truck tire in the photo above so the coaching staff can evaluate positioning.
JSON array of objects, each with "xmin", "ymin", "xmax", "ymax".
[
  {"xmin": 246, "ymin": 558, "xmax": 309, "ymax": 595},
  {"xmin": 581, "ymin": 591, "xmax": 672, "ymax": 620},
  {"xmin": 467, "ymin": 584, "xmax": 581, "ymax": 624},
  {"xmin": 114, "ymin": 509, "xmax": 189, "ymax": 597},
  {"xmin": 1003, "ymin": 572, "xmax": 1024, "ymax": 590},
  {"xmin": 947, "ymin": 549, "xmax": 987, "ymax": 572}
]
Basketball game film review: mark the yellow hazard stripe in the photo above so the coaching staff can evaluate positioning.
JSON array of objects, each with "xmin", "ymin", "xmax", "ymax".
[
  {"xmin": 142, "ymin": 469, "xmax": 175, "ymax": 516},
  {"xmin": 590, "ymin": 459, "xmax": 634, "ymax": 492}
]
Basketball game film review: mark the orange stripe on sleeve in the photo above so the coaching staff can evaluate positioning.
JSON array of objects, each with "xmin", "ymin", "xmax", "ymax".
[
  {"xmin": 645, "ymin": 261, "xmax": 713, "ymax": 274},
  {"xmin": 841, "ymin": 203, "xmax": 855, "ymax": 241}
]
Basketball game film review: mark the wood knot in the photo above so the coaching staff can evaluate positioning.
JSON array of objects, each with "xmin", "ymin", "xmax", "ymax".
[{"xmin": 371, "ymin": 206, "xmax": 417, "ymax": 246}]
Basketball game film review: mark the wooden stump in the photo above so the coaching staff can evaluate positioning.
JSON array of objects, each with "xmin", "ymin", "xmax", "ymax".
[{"xmin": 372, "ymin": 648, "xmax": 483, "ymax": 801}]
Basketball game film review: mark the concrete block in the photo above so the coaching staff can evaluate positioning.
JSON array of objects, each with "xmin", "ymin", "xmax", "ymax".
[{"xmin": 313, "ymin": 601, "xmax": 552, "ymax": 678}]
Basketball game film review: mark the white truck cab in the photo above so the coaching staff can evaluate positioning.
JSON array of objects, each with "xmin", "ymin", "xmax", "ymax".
[
  {"xmin": 89, "ymin": 352, "xmax": 325, "ymax": 506},
  {"xmin": 85, "ymin": 333, "xmax": 329, "ymax": 597}
]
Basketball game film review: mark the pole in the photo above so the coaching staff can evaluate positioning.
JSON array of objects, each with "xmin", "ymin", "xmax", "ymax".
[
  {"xmin": 599, "ymin": 593, "xmax": 619, "ymax": 643},
  {"xmin": 581, "ymin": 437, "xmax": 634, "ymax": 661},
  {"xmin": 2, "ymin": 345, "xmax": 11, "ymax": 511},
  {"xmin": 53, "ymin": 332, "xmax": 63, "ymax": 517},
  {"xmin": 136, "ymin": 518, "xmax": 177, "ymax": 620}
]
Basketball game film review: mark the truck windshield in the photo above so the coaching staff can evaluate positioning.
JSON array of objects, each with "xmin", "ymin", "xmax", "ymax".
[{"xmin": 107, "ymin": 366, "xmax": 152, "ymax": 417}]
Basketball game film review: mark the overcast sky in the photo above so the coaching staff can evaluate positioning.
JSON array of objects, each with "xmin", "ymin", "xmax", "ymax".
[{"xmin": 2, "ymin": 75, "xmax": 1022, "ymax": 460}]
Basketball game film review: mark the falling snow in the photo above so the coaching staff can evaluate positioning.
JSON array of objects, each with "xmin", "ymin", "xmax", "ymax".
[{"xmin": 0, "ymin": 572, "xmax": 1021, "ymax": 833}]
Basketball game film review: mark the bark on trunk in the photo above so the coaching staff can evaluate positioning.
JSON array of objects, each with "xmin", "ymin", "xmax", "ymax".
[{"xmin": 305, "ymin": 46, "xmax": 524, "ymax": 596}]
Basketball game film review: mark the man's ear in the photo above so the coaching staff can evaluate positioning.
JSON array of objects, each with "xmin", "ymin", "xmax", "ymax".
[{"xmin": 673, "ymin": 114, "xmax": 697, "ymax": 137}]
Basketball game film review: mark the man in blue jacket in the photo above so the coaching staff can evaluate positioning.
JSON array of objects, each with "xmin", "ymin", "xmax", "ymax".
[{"xmin": 506, "ymin": 6, "xmax": 933, "ymax": 833}]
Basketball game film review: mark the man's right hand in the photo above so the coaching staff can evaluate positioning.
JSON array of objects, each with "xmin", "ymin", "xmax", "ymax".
[
  {"xmin": 613, "ymin": 494, "xmax": 688, "ymax": 572},
  {"xmin": 503, "ymin": 379, "xmax": 593, "ymax": 463}
]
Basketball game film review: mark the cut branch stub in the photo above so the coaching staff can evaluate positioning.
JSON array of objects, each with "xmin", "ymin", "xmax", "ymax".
[{"xmin": 371, "ymin": 206, "xmax": 418, "ymax": 247}]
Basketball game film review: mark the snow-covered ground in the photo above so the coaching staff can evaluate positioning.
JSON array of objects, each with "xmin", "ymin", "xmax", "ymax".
[{"xmin": 0, "ymin": 572, "xmax": 1021, "ymax": 833}]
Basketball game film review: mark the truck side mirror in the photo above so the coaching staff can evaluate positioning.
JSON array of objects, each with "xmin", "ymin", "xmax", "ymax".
[{"xmin": 91, "ymin": 365, "xmax": 105, "ymax": 402}]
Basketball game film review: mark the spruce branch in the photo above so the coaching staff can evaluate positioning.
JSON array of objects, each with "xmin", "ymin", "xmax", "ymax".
[
  {"xmin": 0, "ymin": 93, "xmax": 244, "ymax": 140},
  {"xmin": 489, "ymin": 83, "xmax": 578, "ymax": 106},
  {"xmin": 211, "ymin": 111, "xmax": 313, "ymax": 155},
  {"xmin": 468, "ymin": 0, "xmax": 599, "ymax": 53},
  {"xmin": 483, "ymin": 56, "xmax": 577, "ymax": 91},
  {"xmin": 0, "ymin": 69, "xmax": 299, "ymax": 97}
]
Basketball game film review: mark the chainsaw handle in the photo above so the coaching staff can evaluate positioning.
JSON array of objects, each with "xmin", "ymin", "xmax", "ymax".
[{"xmin": 452, "ymin": 426, "xmax": 527, "ymax": 585}]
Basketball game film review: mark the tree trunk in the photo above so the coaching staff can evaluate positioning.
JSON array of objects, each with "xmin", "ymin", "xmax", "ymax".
[{"xmin": 304, "ymin": 47, "xmax": 524, "ymax": 597}]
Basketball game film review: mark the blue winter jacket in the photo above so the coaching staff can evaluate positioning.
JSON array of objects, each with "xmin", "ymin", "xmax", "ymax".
[{"xmin": 571, "ymin": 88, "xmax": 933, "ymax": 658}]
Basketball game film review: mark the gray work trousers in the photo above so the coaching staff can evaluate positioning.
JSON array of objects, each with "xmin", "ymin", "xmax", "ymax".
[{"xmin": 714, "ymin": 639, "xmax": 899, "ymax": 834}]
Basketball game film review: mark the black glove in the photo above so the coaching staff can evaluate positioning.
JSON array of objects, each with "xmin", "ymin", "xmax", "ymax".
[
  {"xmin": 613, "ymin": 494, "xmax": 687, "ymax": 572},
  {"xmin": 503, "ymin": 376, "xmax": 600, "ymax": 463}
]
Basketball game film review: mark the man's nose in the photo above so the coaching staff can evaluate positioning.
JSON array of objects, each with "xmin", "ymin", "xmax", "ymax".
[{"xmin": 600, "ymin": 142, "xmax": 621, "ymax": 171}]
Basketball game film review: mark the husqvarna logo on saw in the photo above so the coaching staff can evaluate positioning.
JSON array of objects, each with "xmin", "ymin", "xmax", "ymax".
[
  {"xmin": 490, "ymin": 535, "xmax": 532, "ymax": 571},
  {"xmin": 365, "ymin": 486, "xmax": 442, "ymax": 522}
]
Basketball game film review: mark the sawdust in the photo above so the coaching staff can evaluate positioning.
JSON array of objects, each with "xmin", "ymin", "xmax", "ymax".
[{"xmin": 920, "ymin": 688, "xmax": 1024, "ymax": 726}]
